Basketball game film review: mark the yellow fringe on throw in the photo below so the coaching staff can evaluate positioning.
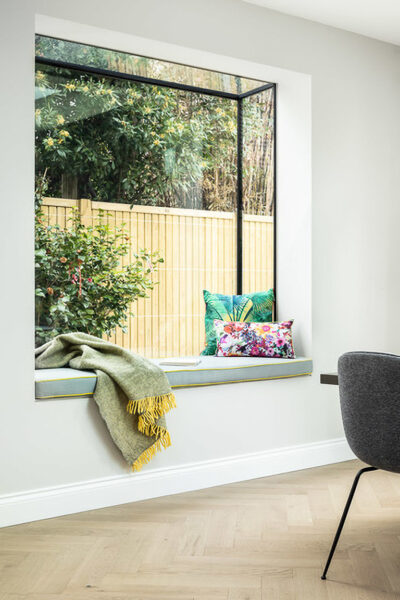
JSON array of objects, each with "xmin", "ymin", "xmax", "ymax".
[
  {"xmin": 126, "ymin": 392, "xmax": 176, "ymax": 417},
  {"xmin": 126, "ymin": 392, "xmax": 176, "ymax": 472},
  {"xmin": 131, "ymin": 430, "xmax": 172, "ymax": 472}
]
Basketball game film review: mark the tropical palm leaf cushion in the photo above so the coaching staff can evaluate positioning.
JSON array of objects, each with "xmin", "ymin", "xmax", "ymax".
[{"xmin": 201, "ymin": 288, "xmax": 274, "ymax": 355}]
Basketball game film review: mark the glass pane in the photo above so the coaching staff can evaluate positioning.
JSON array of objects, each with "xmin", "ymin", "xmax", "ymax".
[
  {"xmin": 242, "ymin": 87, "xmax": 275, "ymax": 296},
  {"xmin": 35, "ymin": 35, "xmax": 270, "ymax": 96},
  {"xmin": 35, "ymin": 63, "xmax": 237, "ymax": 356}
]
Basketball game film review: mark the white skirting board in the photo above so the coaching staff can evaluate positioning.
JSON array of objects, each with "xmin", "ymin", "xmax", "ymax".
[{"xmin": 0, "ymin": 438, "xmax": 354, "ymax": 528}]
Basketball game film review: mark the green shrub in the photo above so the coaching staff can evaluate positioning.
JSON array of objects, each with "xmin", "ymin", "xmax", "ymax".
[{"xmin": 35, "ymin": 179, "xmax": 162, "ymax": 347}]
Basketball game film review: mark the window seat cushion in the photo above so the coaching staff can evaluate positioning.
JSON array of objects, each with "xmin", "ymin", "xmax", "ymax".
[{"xmin": 35, "ymin": 356, "xmax": 312, "ymax": 399}]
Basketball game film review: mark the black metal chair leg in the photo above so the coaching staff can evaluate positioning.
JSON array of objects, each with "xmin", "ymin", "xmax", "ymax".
[{"xmin": 321, "ymin": 466, "xmax": 377, "ymax": 580}]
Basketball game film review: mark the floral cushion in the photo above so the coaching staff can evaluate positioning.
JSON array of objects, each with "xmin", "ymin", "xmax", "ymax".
[
  {"xmin": 214, "ymin": 319, "xmax": 295, "ymax": 359},
  {"xmin": 201, "ymin": 289, "xmax": 274, "ymax": 355}
]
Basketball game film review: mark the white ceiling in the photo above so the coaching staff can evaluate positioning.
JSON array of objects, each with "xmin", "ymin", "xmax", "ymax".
[{"xmin": 243, "ymin": 0, "xmax": 400, "ymax": 46}]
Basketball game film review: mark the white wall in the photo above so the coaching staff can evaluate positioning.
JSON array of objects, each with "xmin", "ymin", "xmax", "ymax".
[{"xmin": 1, "ymin": 0, "xmax": 399, "ymax": 526}]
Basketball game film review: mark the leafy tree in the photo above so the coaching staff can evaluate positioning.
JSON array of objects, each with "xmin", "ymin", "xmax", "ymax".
[
  {"xmin": 35, "ymin": 66, "xmax": 238, "ymax": 211},
  {"xmin": 35, "ymin": 36, "xmax": 274, "ymax": 215}
]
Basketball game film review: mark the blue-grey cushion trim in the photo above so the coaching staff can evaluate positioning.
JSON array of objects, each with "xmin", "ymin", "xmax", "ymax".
[
  {"xmin": 162, "ymin": 357, "xmax": 312, "ymax": 387},
  {"xmin": 35, "ymin": 357, "xmax": 313, "ymax": 398},
  {"xmin": 35, "ymin": 368, "xmax": 97, "ymax": 399}
]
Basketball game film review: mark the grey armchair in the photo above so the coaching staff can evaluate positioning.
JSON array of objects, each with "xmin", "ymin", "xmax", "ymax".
[{"xmin": 321, "ymin": 351, "xmax": 400, "ymax": 580}]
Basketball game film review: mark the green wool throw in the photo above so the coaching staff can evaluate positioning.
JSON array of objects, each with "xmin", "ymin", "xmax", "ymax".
[{"xmin": 35, "ymin": 332, "xmax": 176, "ymax": 470}]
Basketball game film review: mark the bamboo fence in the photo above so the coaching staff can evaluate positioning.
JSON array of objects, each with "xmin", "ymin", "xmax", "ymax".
[{"xmin": 42, "ymin": 197, "xmax": 274, "ymax": 357}]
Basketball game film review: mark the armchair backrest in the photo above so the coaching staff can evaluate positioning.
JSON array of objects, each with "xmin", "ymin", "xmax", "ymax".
[{"xmin": 338, "ymin": 351, "xmax": 400, "ymax": 473}]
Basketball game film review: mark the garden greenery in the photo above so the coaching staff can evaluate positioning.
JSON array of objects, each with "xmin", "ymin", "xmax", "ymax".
[
  {"xmin": 35, "ymin": 66, "xmax": 238, "ymax": 211},
  {"xmin": 35, "ymin": 52, "xmax": 274, "ymax": 214}
]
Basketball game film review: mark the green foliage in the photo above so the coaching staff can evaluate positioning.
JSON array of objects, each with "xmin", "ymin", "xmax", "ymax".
[
  {"xmin": 35, "ymin": 182, "xmax": 163, "ymax": 347},
  {"xmin": 35, "ymin": 66, "xmax": 238, "ymax": 210},
  {"xmin": 35, "ymin": 36, "xmax": 274, "ymax": 215},
  {"xmin": 35, "ymin": 35, "xmax": 113, "ymax": 69}
]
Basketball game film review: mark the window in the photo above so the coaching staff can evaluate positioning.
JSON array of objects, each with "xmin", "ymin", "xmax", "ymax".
[{"xmin": 34, "ymin": 36, "xmax": 275, "ymax": 357}]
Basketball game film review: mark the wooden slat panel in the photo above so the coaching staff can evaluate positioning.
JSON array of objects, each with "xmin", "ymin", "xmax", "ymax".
[
  {"xmin": 242, "ymin": 217, "xmax": 274, "ymax": 295},
  {"xmin": 129, "ymin": 208, "xmax": 139, "ymax": 354},
  {"xmin": 151, "ymin": 211, "xmax": 160, "ymax": 357},
  {"xmin": 164, "ymin": 214, "xmax": 173, "ymax": 358},
  {"xmin": 90, "ymin": 201, "xmax": 234, "ymax": 219},
  {"xmin": 43, "ymin": 197, "xmax": 78, "ymax": 208},
  {"xmin": 192, "ymin": 217, "xmax": 200, "ymax": 355},
  {"xmin": 171, "ymin": 214, "xmax": 180, "ymax": 358},
  {"xmin": 107, "ymin": 204, "xmax": 117, "ymax": 347},
  {"xmin": 144, "ymin": 213, "xmax": 152, "ymax": 355},
  {"xmin": 136, "ymin": 210, "xmax": 145, "ymax": 355},
  {"xmin": 186, "ymin": 215, "xmax": 193, "ymax": 356},
  {"xmin": 178, "ymin": 215, "xmax": 186, "ymax": 356},
  {"xmin": 115, "ymin": 209, "xmax": 124, "ymax": 349}
]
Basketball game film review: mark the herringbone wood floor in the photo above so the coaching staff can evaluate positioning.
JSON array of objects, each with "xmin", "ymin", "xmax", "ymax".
[{"xmin": 1, "ymin": 460, "xmax": 400, "ymax": 599}]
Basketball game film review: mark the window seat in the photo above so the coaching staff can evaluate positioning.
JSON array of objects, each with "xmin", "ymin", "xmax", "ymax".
[{"xmin": 34, "ymin": 356, "xmax": 313, "ymax": 399}]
